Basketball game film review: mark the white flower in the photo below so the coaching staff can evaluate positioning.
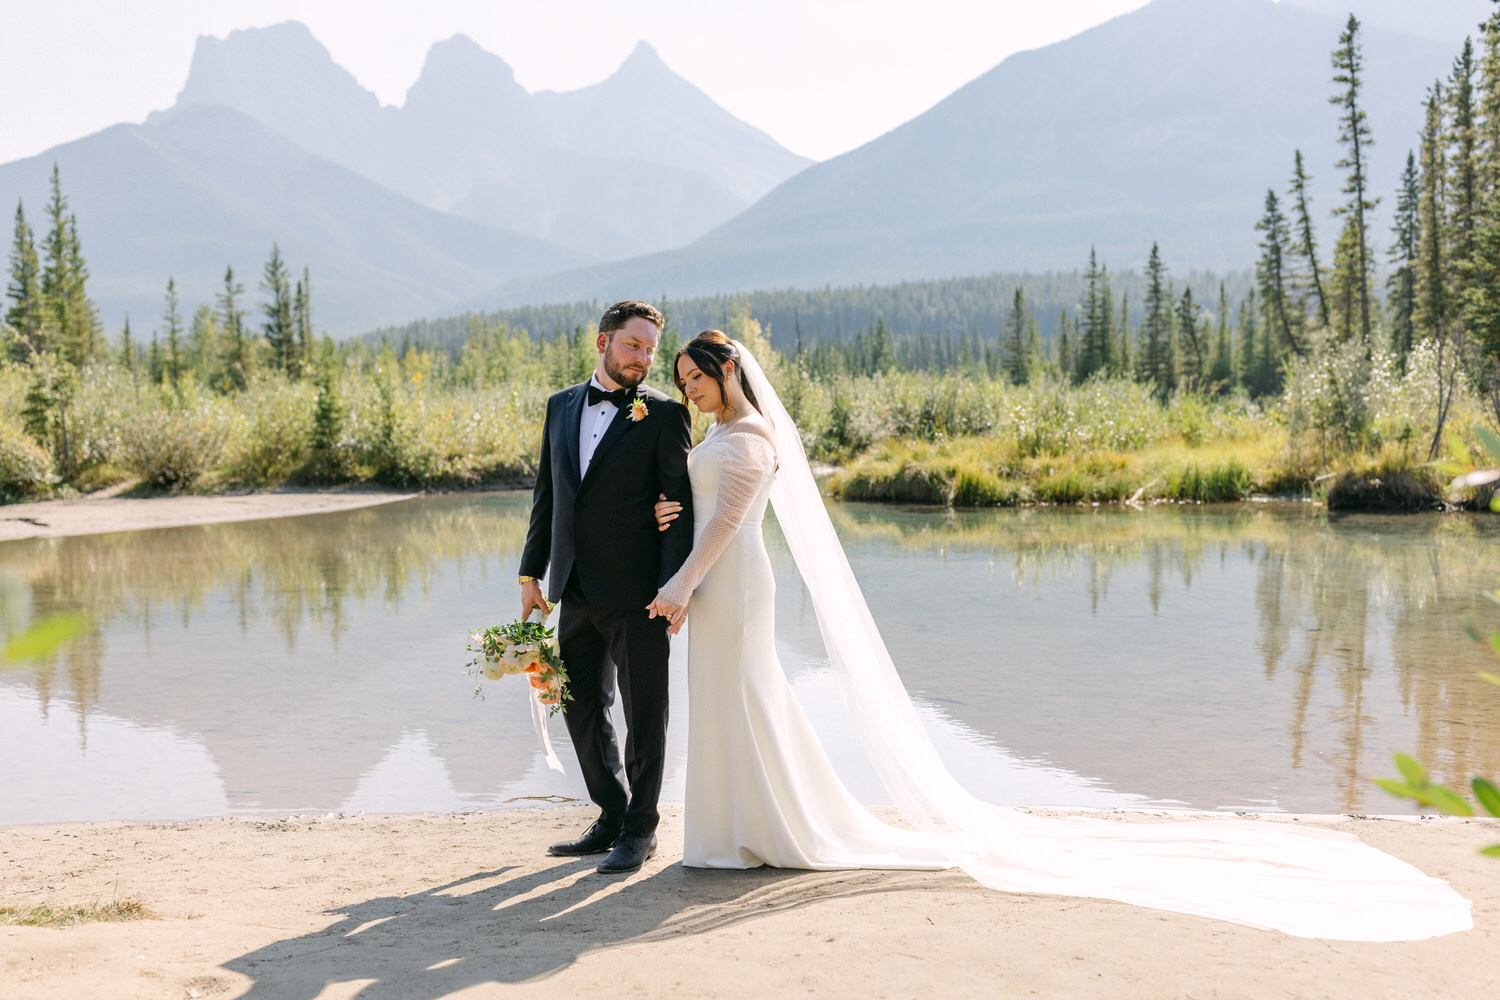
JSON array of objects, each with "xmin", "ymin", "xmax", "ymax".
[
  {"xmin": 480, "ymin": 661, "xmax": 503, "ymax": 680},
  {"xmin": 499, "ymin": 655, "xmax": 526, "ymax": 675}
]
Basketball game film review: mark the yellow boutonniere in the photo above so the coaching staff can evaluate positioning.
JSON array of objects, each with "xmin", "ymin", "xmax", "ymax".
[{"xmin": 628, "ymin": 397, "xmax": 649, "ymax": 422}]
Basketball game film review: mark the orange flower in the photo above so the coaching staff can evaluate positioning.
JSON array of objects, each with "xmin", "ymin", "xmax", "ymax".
[{"xmin": 529, "ymin": 675, "xmax": 549, "ymax": 690}]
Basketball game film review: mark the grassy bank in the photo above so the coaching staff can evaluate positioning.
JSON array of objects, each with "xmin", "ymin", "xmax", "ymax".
[{"xmin": 0, "ymin": 315, "xmax": 1484, "ymax": 510}]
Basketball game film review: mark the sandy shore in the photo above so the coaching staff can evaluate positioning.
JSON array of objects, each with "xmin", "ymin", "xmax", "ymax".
[
  {"xmin": 0, "ymin": 488, "xmax": 417, "ymax": 542},
  {"xmin": 1, "ymin": 805, "xmax": 1495, "ymax": 999}
]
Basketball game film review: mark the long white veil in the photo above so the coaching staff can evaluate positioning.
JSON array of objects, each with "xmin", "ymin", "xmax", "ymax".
[{"xmin": 732, "ymin": 341, "xmax": 1471, "ymax": 942}]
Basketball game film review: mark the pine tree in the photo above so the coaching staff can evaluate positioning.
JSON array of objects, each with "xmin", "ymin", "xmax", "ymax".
[
  {"xmin": 1056, "ymin": 309, "xmax": 1073, "ymax": 377},
  {"xmin": 4, "ymin": 200, "xmax": 42, "ymax": 359},
  {"xmin": 119, "ymin": 317, "xmax": 134, "ymax": 371},
  {"xmin": 1467, "ymin": 9, "xmax": 1500, "ymax": 396},
  {"xmin": 1177, "ymin": 288, "xmax": 1204, "ymax": 391},
  {"xmin": 1075, "ymin": 248, "xmax": 1112, "ymax": 380},
  {"xmin": 217, "ymin": 265, "xmax": 249, "ymax": 390},
  {"xmin": 1255, "ymin": 189, "xmax": 1300, "ymax": 371},
  {"xmin": 295, "ymin": 266, "xmax": 314, "ymax": 374},
  {"xmin": 1287, "ymin": 150, "xmax": 1331, "ymax": 329},
  {"xmin": 1002, "ymin": 286, "xmax": 1032, "ymax": 384},
  {"xmin": 1449, "ymin": 38, "xmax": 1480, "ymax": 287},
  {"xmin": 1114, "ymin": 290, "xmax": 1131, "ymax": 377},
  {"xmin": 261, "ymin": 244, "xmax": 297, "ymax": 374},
  {"xmin": 1210, "ymin": 282, "xmax": 1233, "ymax": 389},
  {"xmin": 1388, "ymin": 151, "xmax": 1421, "ymax": 364},
  {"xmin": 1139, "ymin": 242, "xmax": 1174, "ymax": 397},
  {"xmin": 162, "ymin": 277, "xmax": 184, "ymax": 387},
  {"xmin": 1239, "ymin": 289, "xmax": 1260, "ymax": 393},
  {"xmin": 1416, "ymin": 83, "xmax": 1449, "ymax": 345},
  {"xmin": 1329, "ymin": 15, "xmax": 1378, "ymax": 343}
]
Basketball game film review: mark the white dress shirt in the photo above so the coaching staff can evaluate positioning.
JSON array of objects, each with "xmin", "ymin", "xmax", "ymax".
[{"xmin": 579, "ymin": 375, "xmax": 621, "ymax": 480}]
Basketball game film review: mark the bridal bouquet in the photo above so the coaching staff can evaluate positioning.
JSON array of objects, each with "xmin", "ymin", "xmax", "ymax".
[{"xmin": 465, "ymin": 617, "xmax": 571, "ymax": 716}]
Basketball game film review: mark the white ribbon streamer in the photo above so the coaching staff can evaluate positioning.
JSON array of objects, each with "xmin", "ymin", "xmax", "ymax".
[{"xmin": 526, "ymin": 604, "xmax": 566, "ymax": 774}]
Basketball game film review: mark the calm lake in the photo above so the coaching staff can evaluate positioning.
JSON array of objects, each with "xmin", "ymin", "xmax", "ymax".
[{"xmin": 3, "ymin": 493, "xmax": 1498, "ymax": 825}]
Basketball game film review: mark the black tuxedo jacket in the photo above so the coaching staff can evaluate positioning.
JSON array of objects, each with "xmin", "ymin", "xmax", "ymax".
[{"xmin": 520, "ymin": 381, "xmax": 695, "ymax": 609}]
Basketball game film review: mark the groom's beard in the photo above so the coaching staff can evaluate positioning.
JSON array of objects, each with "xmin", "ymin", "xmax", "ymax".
[{"xmin": 603, "ymin": 353, "xmax": 648, "ymax": 390}]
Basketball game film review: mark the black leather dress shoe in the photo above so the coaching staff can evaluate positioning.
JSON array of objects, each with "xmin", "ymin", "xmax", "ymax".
[
  {"xmin": 547, "ymin": 820, "xmax": 621, "ymax": 857},
  {"xmin": 596, "ymin": 832, "xmax": 657, "ymax": 874}
]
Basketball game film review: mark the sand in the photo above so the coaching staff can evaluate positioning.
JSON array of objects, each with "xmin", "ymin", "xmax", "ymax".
[
  {"xmin": 0, "ymin": 806, "xmax": 1494, "ymax": 1000},
  {"xmin": 1, "ymin": 491, "xmax": 1496, "ymax": 997},
  {"xmin": 0, "ymin": 488, "xmax": 417, "ymax": 542}
]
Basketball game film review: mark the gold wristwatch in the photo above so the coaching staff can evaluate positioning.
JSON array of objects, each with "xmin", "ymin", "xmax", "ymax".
[{"xmin": 518, "ymin": 575, "xmax": 536, "ymax": 584}]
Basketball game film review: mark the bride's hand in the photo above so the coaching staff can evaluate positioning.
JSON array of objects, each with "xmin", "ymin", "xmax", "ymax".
[
  {"xmin": 646, "ymin": 594, "xmax": 687, "ymax": 634},
  {"xmin": 654, "ymin": 493, "xmax": 682, "ymax": 532}
]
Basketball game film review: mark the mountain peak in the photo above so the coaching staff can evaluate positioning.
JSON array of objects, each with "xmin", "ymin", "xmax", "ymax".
[
  {"xmin": 172, "ymin": 20, "xmax": 379, "ymax": 117},
  {"xmin": 405, "ymin": 34, "xmax": 525, "ymax": 112}
]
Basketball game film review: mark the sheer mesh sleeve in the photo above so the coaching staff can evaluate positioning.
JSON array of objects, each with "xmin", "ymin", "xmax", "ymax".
[{"xmin": 656, "ymin": 433, "xmax": 776, "ymax": 607}]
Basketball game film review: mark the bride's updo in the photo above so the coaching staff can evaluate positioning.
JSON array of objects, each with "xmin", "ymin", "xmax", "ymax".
[{"xmin": 674, "ymin": 330, "xmax": 762, "ymax": 415}]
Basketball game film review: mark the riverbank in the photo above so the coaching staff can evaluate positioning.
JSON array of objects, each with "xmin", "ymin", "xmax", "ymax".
[
  {"xmin": 0, "ymin": 486, "xmax": 416, "ymax": 542},
  {"xmin": 0, "ymin": 805, "xmax": 1493, "ymax": 999}
]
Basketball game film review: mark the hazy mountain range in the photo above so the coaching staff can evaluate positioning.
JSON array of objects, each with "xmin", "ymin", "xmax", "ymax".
[
  {"xmin": 477, "ymin": 0, "xmax": 1466, "ymax": 309},
  {"xmin": 0, "ymin": 0, "xmax": 1488, "ymax": 336}
]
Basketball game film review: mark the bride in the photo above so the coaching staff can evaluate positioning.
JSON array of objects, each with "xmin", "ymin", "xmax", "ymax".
[{"xmin": 643, "ymin": 330, "xmax": 1471, "ymax": 942}]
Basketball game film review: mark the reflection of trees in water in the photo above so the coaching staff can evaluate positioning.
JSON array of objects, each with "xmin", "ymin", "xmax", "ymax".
[
  {"xmin": 827, "ymin": 502, "xmax": 1500, "ymax": 803},
  {"xmin": 0, "ymin": 496, "xmax": 531, "ymax": 718}
]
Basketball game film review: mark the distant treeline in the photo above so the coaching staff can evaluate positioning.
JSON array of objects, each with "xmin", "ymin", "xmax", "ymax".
[{"xmin": 361, "ymin": 267, "xmax": 1256, "ymax": 372}]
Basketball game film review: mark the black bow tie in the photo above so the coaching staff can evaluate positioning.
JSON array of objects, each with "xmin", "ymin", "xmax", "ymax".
[{"xmin": 587, "ymin": 384, "xmax": 632, "ymax": 408}]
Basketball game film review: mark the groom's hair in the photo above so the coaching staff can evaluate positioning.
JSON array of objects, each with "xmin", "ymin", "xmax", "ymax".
[{"xmin": 598, "ymin": 301, "xmax": 665, "ymax": 337}]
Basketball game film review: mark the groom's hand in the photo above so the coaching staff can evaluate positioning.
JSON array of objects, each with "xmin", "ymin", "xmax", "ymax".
[{"xmin": 520, "ymin": 579, "xmax": 551, "ymax": 621}]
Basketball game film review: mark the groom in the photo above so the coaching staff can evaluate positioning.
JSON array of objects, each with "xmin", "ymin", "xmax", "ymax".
[{"xmin": 518, "ymin": 300, "xmax": 694, "ymax": 874}]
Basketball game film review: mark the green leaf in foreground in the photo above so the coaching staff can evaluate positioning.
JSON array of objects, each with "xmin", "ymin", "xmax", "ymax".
[
  {"xmin": 1481, "ymin": 845, "xmax": 1500, "ymax": 857},
  {"xmin": 1, "ymin": 613, "xmax": 87, "ymax": 665},
  {"xmin": 1475, "ymin": 424, "xmax": 1500, "ymax": 465},
  {"xmin": 1474, "ymin": 778, "xmax": 1500, "ymax": 819},
  {"xmin": 1395, "ymin": 753, "xmax": 1429, "ymax": 787}
]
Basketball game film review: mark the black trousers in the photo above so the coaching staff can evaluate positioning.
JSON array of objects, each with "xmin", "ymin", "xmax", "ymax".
[{"xmin": 557, "ymin": 576, "xmax": 671, "ymax": 838}]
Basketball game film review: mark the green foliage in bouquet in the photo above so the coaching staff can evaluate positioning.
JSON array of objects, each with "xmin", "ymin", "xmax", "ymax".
[{"xmin": 465, "ymin": 618, "xmax": 571, "ymax": 716}]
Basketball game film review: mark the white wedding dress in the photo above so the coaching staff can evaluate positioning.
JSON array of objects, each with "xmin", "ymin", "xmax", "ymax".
[
  {"xmin": 660, "ymin": 425, "xmax": 948, "ymax": 870},
  {"xmin": 652, "ymin": 344, "xmax": 1473, "ymax": 942}
]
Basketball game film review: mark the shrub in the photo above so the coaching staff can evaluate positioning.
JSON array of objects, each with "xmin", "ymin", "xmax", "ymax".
[
  {"xmin": 222, "ymin": 375, "xmax": 316, "ymax": 484},
  {"xmin": 0, "ymin": 421, "xmax": 56, "ymax": 499},
  {"xmin": 118, "ymin": 390, "xmax": 228, "ymax": 491}
]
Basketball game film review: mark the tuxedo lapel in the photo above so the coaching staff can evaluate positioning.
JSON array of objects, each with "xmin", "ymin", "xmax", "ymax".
[
  {"xmin": 563, "ymin": 383, "xmax": 586, "ymax": 484},
  {"xmin": 579, "ymin": 387, "xmax": 644, "ymax": 491}
]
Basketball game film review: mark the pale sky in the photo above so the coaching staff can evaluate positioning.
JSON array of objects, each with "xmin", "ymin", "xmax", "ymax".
[{"xmin": 0, "ymin": 0, "xmax": 1150, "ymax": 165}]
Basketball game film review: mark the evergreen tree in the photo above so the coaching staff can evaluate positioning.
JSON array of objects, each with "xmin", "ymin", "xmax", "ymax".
[
  {"xmin": 1177, "ymin": 287, "xmax": 1205, "ymax": 391},
  {"xmin": 1210, "ymin": 282, "xmax": 1233, "ymax": 388},
  {"xmin": 1238, "ymin": 288, "xmax": 1260, "ymax": 392},
  {"xmin": 4, "ymin": 200, "xmax": 43, "ymax": 359},
  {"xmin": 1075, "ymin": 247, "xmax": 1113, "ymax": 380},
  {"xmin": 217, "ymin": 265, "xmax": 249, "ymax": 390},
  {"xmin": 1139, "ymin": 242, "xmax": 1174, "ymax": 396},
  {"xmin": 295, "ymin": 266, "xmax": 315, "ymax": 374},
  {"xmin": 1416, "ymin": 83, "xmax": 1450, "ymax": 345},
  {"xmin": 1448, "ymin": 38, "xmax": 1480, "ymax": 286},
  {"xmin": 1287, "ymin": 150, "xmax": 1331, "ymax": 329},
  {"xmin": 162, "ymin": 277, "xmax": 184, "ymax": 387},
  {"xmin": 1056, "ymin": 309, "xmax": 1073, "ymax": 377},
  {"xmin": 260, "ymin": 244, "xmax": 297, "ymax": 374},
  {"xmin": 1114, "ymin": 290, "xmax": 1131, "ymax": 377},
  {"xmin": 1329, "ymin": 15, "xmax": 1378, "ymax": 343},
  {"xmin": 1002, "ymin": 286, "xmax": 1032, "ymax": 384},
  {"xmin": 1255, "ymin": 189, "xmax": 1300, "ymax": 374},
  {"xmin": 1388, "ymin": 151, "xmax": 1421, "ymax": 364},
  {"xmin": 119, "ymin": 317, "xmax": 134, "ymax": 371},
  {"xmin": 1467, "ymin": 9, "xmax": 1500, "ymax": 396}
]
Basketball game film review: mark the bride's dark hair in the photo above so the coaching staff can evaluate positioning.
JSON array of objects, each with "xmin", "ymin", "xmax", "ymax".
[{"xmin": 674, "ymin": 330, "xmax": 762, "ymax": 415}]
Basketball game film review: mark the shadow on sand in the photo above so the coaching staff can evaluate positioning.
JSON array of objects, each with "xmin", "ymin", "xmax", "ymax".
[{"xmin": 224, "ymin": 858, "xmax": 958, "ymax": 998}]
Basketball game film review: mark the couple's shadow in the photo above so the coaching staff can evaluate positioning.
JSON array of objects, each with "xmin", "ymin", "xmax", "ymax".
[{"xmin": 225, "ymin": 855, "xmax": 948, "ymax": 999}]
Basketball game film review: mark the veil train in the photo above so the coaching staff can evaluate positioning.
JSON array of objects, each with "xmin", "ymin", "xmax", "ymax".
[{"xmin": 732, "ymin": 340, "xmax": 1471, "ymax": 942}]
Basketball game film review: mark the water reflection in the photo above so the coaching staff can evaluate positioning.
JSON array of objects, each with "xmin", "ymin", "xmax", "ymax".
[{"xmin": 1, "ymin": 495, "xmax": 1497, "ymax": 823}]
